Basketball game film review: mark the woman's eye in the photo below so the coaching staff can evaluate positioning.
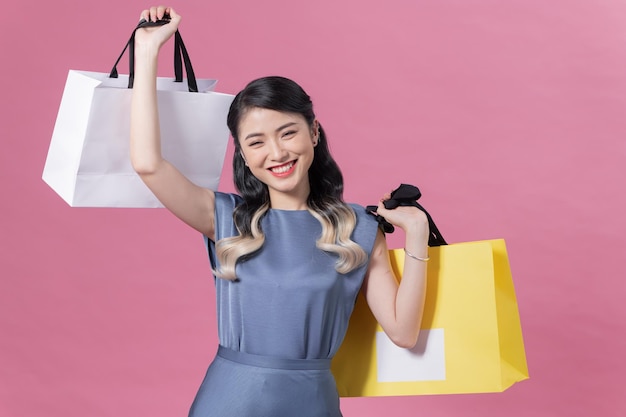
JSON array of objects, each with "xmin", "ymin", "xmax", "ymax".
[
  {"xmin": 282, "ymin": 130, "xmax": 296, "ymax": 138},
  {"xmin": 249, "ymin": 141, "xmax": 263, "ymax": 147}
]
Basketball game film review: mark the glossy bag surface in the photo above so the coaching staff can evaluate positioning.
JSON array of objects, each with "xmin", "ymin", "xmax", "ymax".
[{"xmin": 332, "ymin": 239, "xmax": 529, "ymax": 396}]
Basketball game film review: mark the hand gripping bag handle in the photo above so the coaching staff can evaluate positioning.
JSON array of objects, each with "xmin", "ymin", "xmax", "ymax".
[
  {"xmin": 366, "ymin": 183, "xmax": 447, "ymax": 247},
  {"xmin": 109, "ymin": 17, "xmax": 198, "ymax": 92}
]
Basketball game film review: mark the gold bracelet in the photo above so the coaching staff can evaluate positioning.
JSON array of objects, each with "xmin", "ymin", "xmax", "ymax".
[{"xmin": 404, "ymin": 248, "xmax": 429, "ymax": 262}]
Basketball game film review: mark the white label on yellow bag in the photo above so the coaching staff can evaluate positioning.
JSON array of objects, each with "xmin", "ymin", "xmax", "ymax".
[{"xmin": 376, "ymin": 329, "xmax": 446, "ymax": 382}]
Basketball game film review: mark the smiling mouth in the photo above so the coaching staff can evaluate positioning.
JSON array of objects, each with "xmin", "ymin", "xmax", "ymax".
[{"xmin": 269, "ymin": 161, "xmax": 296, "ymax": 176}]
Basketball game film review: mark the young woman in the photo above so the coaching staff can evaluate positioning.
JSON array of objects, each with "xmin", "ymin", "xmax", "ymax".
[{"xmin": 131, "ymin": 6, "xmax": 429, "ymax": 417}]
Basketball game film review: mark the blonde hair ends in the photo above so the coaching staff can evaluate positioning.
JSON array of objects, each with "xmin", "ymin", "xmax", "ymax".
[{"xmin": 214, "ymin": 202, "xmax": 366, "ymax": 280}]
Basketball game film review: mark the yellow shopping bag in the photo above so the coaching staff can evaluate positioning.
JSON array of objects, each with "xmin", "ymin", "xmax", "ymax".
[{"xmin": 332, "ymin": 239, "xmax": 528, "ymax": 396}]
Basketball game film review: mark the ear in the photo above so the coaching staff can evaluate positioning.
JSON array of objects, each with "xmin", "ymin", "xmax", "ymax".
[{"xmin": 312, "ymin": 119, "xmax": 320, "ymax": 146}]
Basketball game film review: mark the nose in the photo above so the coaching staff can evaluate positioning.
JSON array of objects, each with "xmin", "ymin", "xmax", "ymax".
[{"xmin": 268, "ymin": 138, "xmax": 289, "ymax": 161}]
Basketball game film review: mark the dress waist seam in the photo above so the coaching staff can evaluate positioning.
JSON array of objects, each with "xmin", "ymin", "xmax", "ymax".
[{"xmin": 217, "ymin": 345, "xmax": 331, "ymax": 370}]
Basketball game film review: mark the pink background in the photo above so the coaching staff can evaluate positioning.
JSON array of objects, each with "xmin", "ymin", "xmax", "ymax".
[{"xmin": 2, "ymin": 0, "xmax": 625, "ymax": 416}]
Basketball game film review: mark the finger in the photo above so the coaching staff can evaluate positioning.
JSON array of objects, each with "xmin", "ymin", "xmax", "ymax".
[
  {"xmin": 149, "ymin": 6, "xmax": 158, "ymax": 22},
  {"xmin": 140, "ymin": 9, "xmax": 150, "ymax": 22},
  {"xmin": 168, "ymin": 6, "xmax": 181, "ymax": 22},
  {"xmin": 157, "ymin": 5, "xmax": 167, "ymax": 20}
]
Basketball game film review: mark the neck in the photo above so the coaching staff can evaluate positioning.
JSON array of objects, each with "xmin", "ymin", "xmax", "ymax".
[{"xmin": 268, "ymin": 190, "xmax": 309, "ymax": 211}]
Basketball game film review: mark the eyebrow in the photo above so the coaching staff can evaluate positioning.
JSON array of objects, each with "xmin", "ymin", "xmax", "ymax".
[{"xmin": 244, "ymin": 122, "xmax": 299, "ymax": 141}]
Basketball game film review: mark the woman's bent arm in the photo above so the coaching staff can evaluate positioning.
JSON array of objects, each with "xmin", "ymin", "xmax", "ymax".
[{"xmin": 362, "ymin": 203, "xmax": 429, "ymax": 348}]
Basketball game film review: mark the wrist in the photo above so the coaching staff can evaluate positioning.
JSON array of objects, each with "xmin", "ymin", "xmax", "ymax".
[
  {"xmin": 133, "ymin": 42, "xmax": 161, "ymax": 61},
  {"xmin": 404, "ymin": 248, "xmax": 429, "ymax": 262},
  {"xmin": 405, "ymin": 224, "xmax": 429, "ymax": 243}
]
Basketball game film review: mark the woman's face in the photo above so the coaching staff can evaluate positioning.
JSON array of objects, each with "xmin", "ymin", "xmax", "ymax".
[{"xmin": 238, "ymin": 107, "xmax": 317, "ymax": 209}]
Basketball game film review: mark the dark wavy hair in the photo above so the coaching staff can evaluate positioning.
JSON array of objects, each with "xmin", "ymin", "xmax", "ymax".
[{"xmin": 215, "ymin": 76, "xmax": 366, "ymax": 279}]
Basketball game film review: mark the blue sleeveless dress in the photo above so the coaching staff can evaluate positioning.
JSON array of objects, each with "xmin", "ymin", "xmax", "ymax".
[{"xmin": 189, "ymin": 192, "xmax": 379, "ymax": 417}]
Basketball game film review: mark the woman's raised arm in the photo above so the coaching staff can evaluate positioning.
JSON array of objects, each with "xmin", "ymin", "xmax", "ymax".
[{"xmin": 130, "ymin": 6, "xmax": 216, "ymax": 240}]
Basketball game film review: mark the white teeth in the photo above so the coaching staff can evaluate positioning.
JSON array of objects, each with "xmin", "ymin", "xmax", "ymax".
[{"xmin": 271, "ymin": 162, "xmax": 294, "ymax": 174}]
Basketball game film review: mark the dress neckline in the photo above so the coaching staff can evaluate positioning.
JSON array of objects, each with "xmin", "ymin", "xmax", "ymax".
[{"xmin": 268, "ymin": 207, "xmax": 311, "ymax": 213}]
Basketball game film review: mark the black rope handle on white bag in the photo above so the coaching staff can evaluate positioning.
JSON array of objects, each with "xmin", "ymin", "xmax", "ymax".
[{"xmin": 109, "ymin": 15, "xmax": 198, "ymax": 92}]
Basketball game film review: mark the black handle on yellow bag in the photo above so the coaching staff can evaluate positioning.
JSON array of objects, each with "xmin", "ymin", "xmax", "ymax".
[
  {"xmin": 109, "ymin": 16, "xmax": 198, "ymax": 92},
  {"xmin": 366, "ymin": 183, "xmax": 447, "ymax": 247}
]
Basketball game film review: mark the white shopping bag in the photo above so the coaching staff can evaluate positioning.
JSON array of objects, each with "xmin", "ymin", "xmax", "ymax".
[{"xmin": 43, "ymin": 23, "xmax": 234, "ymax": 208}]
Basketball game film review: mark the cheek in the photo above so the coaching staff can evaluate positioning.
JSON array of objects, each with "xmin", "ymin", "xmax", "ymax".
[
  {"xmin": 294, "ymin": 138, "xmax": 315, "ymax": 154},
  {"xmin": 304, "ymin": 143, "xmax": 316, "ymax": 159},
  {"xmin": 298, "ymin": 146, "xmax": 316, "ymax": 170},
  {"xmin": 245, "ymin": 153, "xmax": 268, "ymax": 172}
]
